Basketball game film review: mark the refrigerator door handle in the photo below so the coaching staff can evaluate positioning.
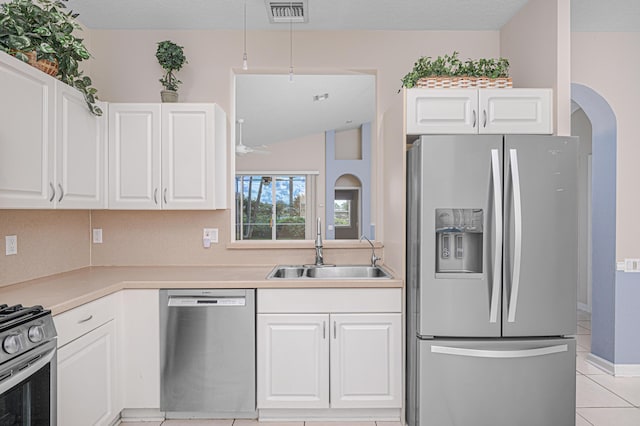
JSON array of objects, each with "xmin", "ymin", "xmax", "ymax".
[
  {"xmin": 489, "ymin": 149, "xmax": 502, "ymax": 323},
  {"xmin": 431, "ymin": 344, "xmax": 568, "ymax": 359},
  {"xmin": 507, "ymin": 149, "xmax": 523, "ymax": 323}
]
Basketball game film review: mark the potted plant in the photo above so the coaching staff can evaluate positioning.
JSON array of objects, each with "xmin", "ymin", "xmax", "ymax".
[
  {"xmin": 155, "ymin": 40, "xmax": 187, "ymax": 102},
  {"xmin": 0, "ymin": 0, "xmax": 102, "ymax": 115},
  {"xmin": 400, "ymin": 51, "xmax": 511, "ymax": 90}
]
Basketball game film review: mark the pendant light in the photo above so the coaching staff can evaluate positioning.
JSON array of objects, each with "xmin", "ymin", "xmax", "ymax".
[{"xmin": 242, "ymin": 2, "xmax": 248, "ymax": 70}]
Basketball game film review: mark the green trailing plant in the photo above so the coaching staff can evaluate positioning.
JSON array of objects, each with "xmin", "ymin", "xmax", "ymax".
[
  {"xmin": 400, "ymin": 51, "xmax": 510, "ymax": 89},
  {"xmin": 155, "ymin": 40, "xmax": 187, "ymax": 92},
  {"xmin": 0, "ymin": 0, "xmax": 102, "ymax": 115}
]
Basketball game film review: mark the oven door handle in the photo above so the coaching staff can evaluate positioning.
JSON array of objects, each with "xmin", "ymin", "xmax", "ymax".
[{"xmin": 0, "ymin": 346, "xmax": 56, "ymax": 395}]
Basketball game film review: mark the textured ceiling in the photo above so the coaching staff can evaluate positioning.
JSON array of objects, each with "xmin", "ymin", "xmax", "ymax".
[{"xmin": 62, "ymin": 0, "xmax": 640, "ymax": 32}]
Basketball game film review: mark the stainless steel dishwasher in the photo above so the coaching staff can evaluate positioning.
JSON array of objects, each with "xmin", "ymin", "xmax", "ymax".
[{"xmin": 159, "ymin": 289, "xmax": 255, "ymax": 419}]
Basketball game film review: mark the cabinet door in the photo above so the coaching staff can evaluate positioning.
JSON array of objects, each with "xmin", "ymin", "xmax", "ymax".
[
  {"xmin": 119, "ymin": 289, "xmax": 160, "ymax": 409},
  {"xmin": 406, "ymin": 89, "xmax": 478, "ymax": 134},
  {"xmin": 0, "ymin": 52, "xmax": 56, "ymax": 208},
  {"xmin": 330, "ymin": 313, "xmax": 402, "ymax": 408},
  {"xmin": 479, "ymin": 89, "xmax": 553, "ymax": 134},
  {"xmin": 161, "ymin": 104, "xmax": 216, "ymax": 209},
  {"xmin": 58, "ymin": 320, "xmax": 118, "ymax": 426},
  {"xmin": 257, "ymin": 313, "xmax": 329, "ymax": 409},
  {"xmin": 56, "ymin": 82, "xmax": 107, "ymax": 209},
  {"xmin": 109, "ymin": 104, "xmax": 161, "ymax": 209}
]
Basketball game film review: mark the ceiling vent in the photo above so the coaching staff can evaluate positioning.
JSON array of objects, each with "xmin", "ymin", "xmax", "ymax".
[{"xmin": 266, "ymin": 1, "xmax": 308, "ymax": 24}]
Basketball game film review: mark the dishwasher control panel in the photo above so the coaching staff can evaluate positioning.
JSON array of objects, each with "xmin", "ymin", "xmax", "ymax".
[{"xmin": 168, "ymin": 297, "xmax": 246, "ymax": 307}]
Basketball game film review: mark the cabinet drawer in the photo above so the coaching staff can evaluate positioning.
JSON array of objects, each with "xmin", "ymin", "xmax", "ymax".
[
  {"xmin": 54, "ymin": 293, "xmax": 118, "ymax": 347},
  {"xmin": 257, "ymin": 288, "xmax": 401, "ymax": 313}
]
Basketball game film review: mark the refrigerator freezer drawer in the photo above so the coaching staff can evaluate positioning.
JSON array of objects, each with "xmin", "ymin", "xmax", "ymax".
[{"xmin": 418, "ymin": 338, "xmax": 576, "ymax": 426}]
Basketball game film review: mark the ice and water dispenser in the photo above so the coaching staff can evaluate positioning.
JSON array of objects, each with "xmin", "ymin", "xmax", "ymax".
[{"xmin": 435, "ymin": 209, "xmax": 483, "ymax": 273}]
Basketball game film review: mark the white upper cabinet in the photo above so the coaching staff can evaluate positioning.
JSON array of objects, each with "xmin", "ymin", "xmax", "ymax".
[
  {"xmin": 109, "ymin": 104, "xmax": 162, "ymax": 209},
  {"xmin": 56, "ymin": 82, "xmax": 107, "ymax": 209},
  {"xmin": 407, "ymin": 88, "xmax": 553, "ymax": 135},
  {"xmin": 0, "ymin": 52, "xmax": 107, "ymax": 209},
  {"xmin": 479, "ymin": 88, "xmax": 552, "ymax": 134},
  {"xmin": 407, "ymin": 89, "xmax": 478, "ymax": 135},
  {"xmin": 109, "ymin": 103, "xmax": 227, "ymax": 210},
  {"xmin": 0, "ymin": 52, "xmax": 56, "ymax": 208}
]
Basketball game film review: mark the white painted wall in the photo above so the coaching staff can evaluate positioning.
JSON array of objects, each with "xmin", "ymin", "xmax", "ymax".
[
  {"xmin": 500, "ymin": 0, "xmax": 571, "ymax": 135},
  {"xmin": 572, "ymin": 32, "xmax": 640, "ymax": 259}
]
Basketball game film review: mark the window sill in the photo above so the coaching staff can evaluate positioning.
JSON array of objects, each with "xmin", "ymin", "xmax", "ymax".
[{"xmin": 226, "ymin": 239, "xmax": 383, "ymax": 250}]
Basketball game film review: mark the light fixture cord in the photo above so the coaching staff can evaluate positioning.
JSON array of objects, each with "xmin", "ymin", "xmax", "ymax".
[
  {"xmin": 242, "ymin": 2, "xmax": 248, "ymax": 70},
  {"xmin": 289, "ymin": 3, "xmax": 294, "ymax": 81}
]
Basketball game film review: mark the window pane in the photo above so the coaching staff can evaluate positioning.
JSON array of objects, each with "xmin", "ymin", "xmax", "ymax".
[
  {"xmin": 237, "ymin": 175, "xmax": 273, "ymax": 240},
  {"xmin": 334, "ymin": 199, "xmax": 351, "ymax": 227},
  {"xmin": 275, "ymin": 175, "xmax": 306, "ymax": 240}
]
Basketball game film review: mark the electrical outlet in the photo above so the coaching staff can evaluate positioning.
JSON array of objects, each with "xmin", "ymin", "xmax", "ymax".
[
  {"xmin": 93, "ymin": 228, "xmax": 103, "ymax": 244},
  {"xmin": 5, "ymin": 235, "xmax": 17, "ymax": 256},
  {"xmin": 624, "ymin": 258, "xmax": 640, "ymax": 272},
  {"xmin": 203, "ymin": 228, "xmax": 219, "ymax": 248}
]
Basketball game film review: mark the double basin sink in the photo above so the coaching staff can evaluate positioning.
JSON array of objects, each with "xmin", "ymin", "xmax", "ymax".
[{"xmin": 267, "ymin": 264, "xmax": 392, "ymax": 280}]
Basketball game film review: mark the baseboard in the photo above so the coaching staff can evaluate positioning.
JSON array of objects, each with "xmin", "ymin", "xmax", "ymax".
[
  {"xmin": 120, "ymin": 408, "xmax": 165, "ymax": 422},
  {"xmin": 258, "ymin": 407, "xmax": 401, "ymax": 421},
  {"xmin": 577, "ymin": 302, "xmax": 591, "ymax": 313},
  {"xmin": 586, "ymin": 353, "xmax": 640, "ymax": 377}
]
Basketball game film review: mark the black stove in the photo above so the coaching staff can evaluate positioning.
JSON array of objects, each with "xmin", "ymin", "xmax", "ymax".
[{"xmin": 0, "ymin": 304, "xmax": 56, "ymax": 366}]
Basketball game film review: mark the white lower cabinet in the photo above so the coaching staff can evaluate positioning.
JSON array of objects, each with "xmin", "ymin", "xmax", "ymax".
[
  {"xmin": 118, "ymin": 289, "xmax": 160, "ymax": 411},
  {"xmin": 258, "ymin": 314, "xmax": 329, "ymax": 409},
  {"xmin": 55, "ymin": 294, "xmax": 119, "ymax": 426},
  {"xmin": 257, "ymin": 288, "xmax": 402, "ymax": 419}
]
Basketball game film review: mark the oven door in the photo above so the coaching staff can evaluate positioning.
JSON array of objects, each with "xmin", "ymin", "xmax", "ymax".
[{"xmin": 0, "ymin": 339, "xmax": 56, "ymax": 426}]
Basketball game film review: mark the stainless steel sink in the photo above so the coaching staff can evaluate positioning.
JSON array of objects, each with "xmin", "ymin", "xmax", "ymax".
[{"xmin": 267, "ymin": 265, "xmax": 392, "ymax": 280}]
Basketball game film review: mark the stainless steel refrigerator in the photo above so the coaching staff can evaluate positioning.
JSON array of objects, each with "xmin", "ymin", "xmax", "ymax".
[{"xmin": 406, "ymin": 135, "xmax": 578, "ymax": 426}]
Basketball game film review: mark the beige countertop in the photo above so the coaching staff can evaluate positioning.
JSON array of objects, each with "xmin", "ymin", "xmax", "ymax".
[{"xmin": 0, "ymin": 265, "xmax": 403, "ymax": 315}]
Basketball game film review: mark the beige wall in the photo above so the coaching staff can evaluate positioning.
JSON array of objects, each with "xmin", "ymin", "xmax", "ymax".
[
  {"xmin": 572, "ymin": 32, "xmax": 640, "ymax": 259},
  {"xmin": 84, "ymin": 29, "xmax": 501, "ymax": 270},
  {"xmin": 500, "ymin": 0, "xmax": 571, "ymax": 135},
  {"xmin": 0, "ymin": 211, "xmax": 90, "ymax": 287}
]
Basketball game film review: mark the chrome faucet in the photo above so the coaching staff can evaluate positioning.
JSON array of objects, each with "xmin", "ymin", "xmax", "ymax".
[
  {"xmin": 314, "ymin": 218, "xmax": 325, "ymax": 266},
  {"xmin": 360, "ymin": 235, "xmax": 382, "ymax": 267}
]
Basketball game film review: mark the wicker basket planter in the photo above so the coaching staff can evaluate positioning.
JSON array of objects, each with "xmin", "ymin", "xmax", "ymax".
[
  {"xmin": 23, "ymin": 51, "xmax": 59, "ymax": 77},
  {"xmin": 416, "ymin": 76, "xmax": 512, "ymax": 89}
]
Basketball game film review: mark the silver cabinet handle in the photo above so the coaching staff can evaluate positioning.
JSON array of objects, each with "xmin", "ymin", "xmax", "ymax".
[
  {"xmin": 489, "ymin": 149, "xmax": 502, "ymax": 323},
  {"xmin": 333, "ymin": 321, "xmax": 336, "ymax": 339},
  {"xmin": 49, "ymin": 182, "xmax": 56, "ymax": 202},
  {"xmin": 78, "ymin": 315, "xmax": 93, "ymax": 324},
  {"xmin": 163, "ymin": 188, "xmax": 168, "ymax": 205},
  {"xmin": 57, "ymin": 183, "xmax": 64, "ymax": 202},
  {"xmin": 153, "ymin": 188, "xmax": 159, "ymax": 205},
  {"xmin": 323, "ymin": 321, "xmax": 326, "ymax": 339},
  {"xmin": 472, "ymin": 109, "xmax": 477, "ymax": 128},
  {"xmin": 431, "ymin": 344, "xmax": 568, "ymax": 359},
  {"xmin": 508, "ymin": 149, "xmax": 523, "ymax": 323},
  {"xmin": 483, "ymin": 109, "xmax": 487, "ymax": 128}
]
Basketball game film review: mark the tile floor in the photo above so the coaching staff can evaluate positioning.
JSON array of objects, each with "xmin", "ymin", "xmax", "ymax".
[
  {"xmin": 575, "ymin": 310, "xmax": 640, "ymax": 426},
  {"xmin": 120, "ymin": 310, "xmax": 640, "ymax": 426}
]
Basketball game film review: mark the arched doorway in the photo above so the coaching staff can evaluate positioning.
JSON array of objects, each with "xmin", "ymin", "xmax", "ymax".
[{"xmin": 571, "ymin": 83, "xmax": 617, "ymax": 364}]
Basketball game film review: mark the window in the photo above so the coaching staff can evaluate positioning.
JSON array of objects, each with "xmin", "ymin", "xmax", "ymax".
[
  {"xmin": 235, "ymin": 174, "xmax": 317, "ymax": 241},
  {"xmin": 334, "ymin": 200, "xmax": 351, "ymax": 227}
]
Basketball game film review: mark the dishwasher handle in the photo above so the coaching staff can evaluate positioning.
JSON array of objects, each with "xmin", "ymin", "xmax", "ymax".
[{"xmin": 167, "ymin": 296, "xmax": 246, "ymax": 307}]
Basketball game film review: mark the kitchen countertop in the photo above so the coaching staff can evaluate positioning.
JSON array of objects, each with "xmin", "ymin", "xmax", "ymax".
[{"xmin": 0, "ymin": 266, "xmax": 403, "ymax": 315}]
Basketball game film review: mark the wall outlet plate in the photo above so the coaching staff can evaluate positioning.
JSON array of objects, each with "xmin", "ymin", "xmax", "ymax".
[
  {"xmin": 203, "ymin": 228, "xmax": 219, "ymax": 248},
  {"xmin": 5, "ymin": 235, "xmax": 17, "ymax": 256},
  {"xmin": 624, "ymin": 258, "xmax": 640, "ymax": 272},
  {"xmin": 93, "ymin": 228, "xmax": 103, "ymax": 244}
]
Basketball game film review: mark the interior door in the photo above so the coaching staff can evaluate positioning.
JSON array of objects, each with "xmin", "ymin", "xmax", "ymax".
[
  {"xmin": 502, "ymin": 136, "xmax": 578, "ymax": 337},
  {"xmin": 417, "ymin": 135, "xmax": 503, "ymax": 337}
]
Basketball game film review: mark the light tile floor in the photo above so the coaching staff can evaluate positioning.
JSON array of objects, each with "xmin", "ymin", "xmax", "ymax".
[
  {"xmin": 121, "ymin": 310, "xmax": 640, "ymax": 426},
  {"xmin": 576, "ymin": 310, "xmax": 640, "ymax": 426}
]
